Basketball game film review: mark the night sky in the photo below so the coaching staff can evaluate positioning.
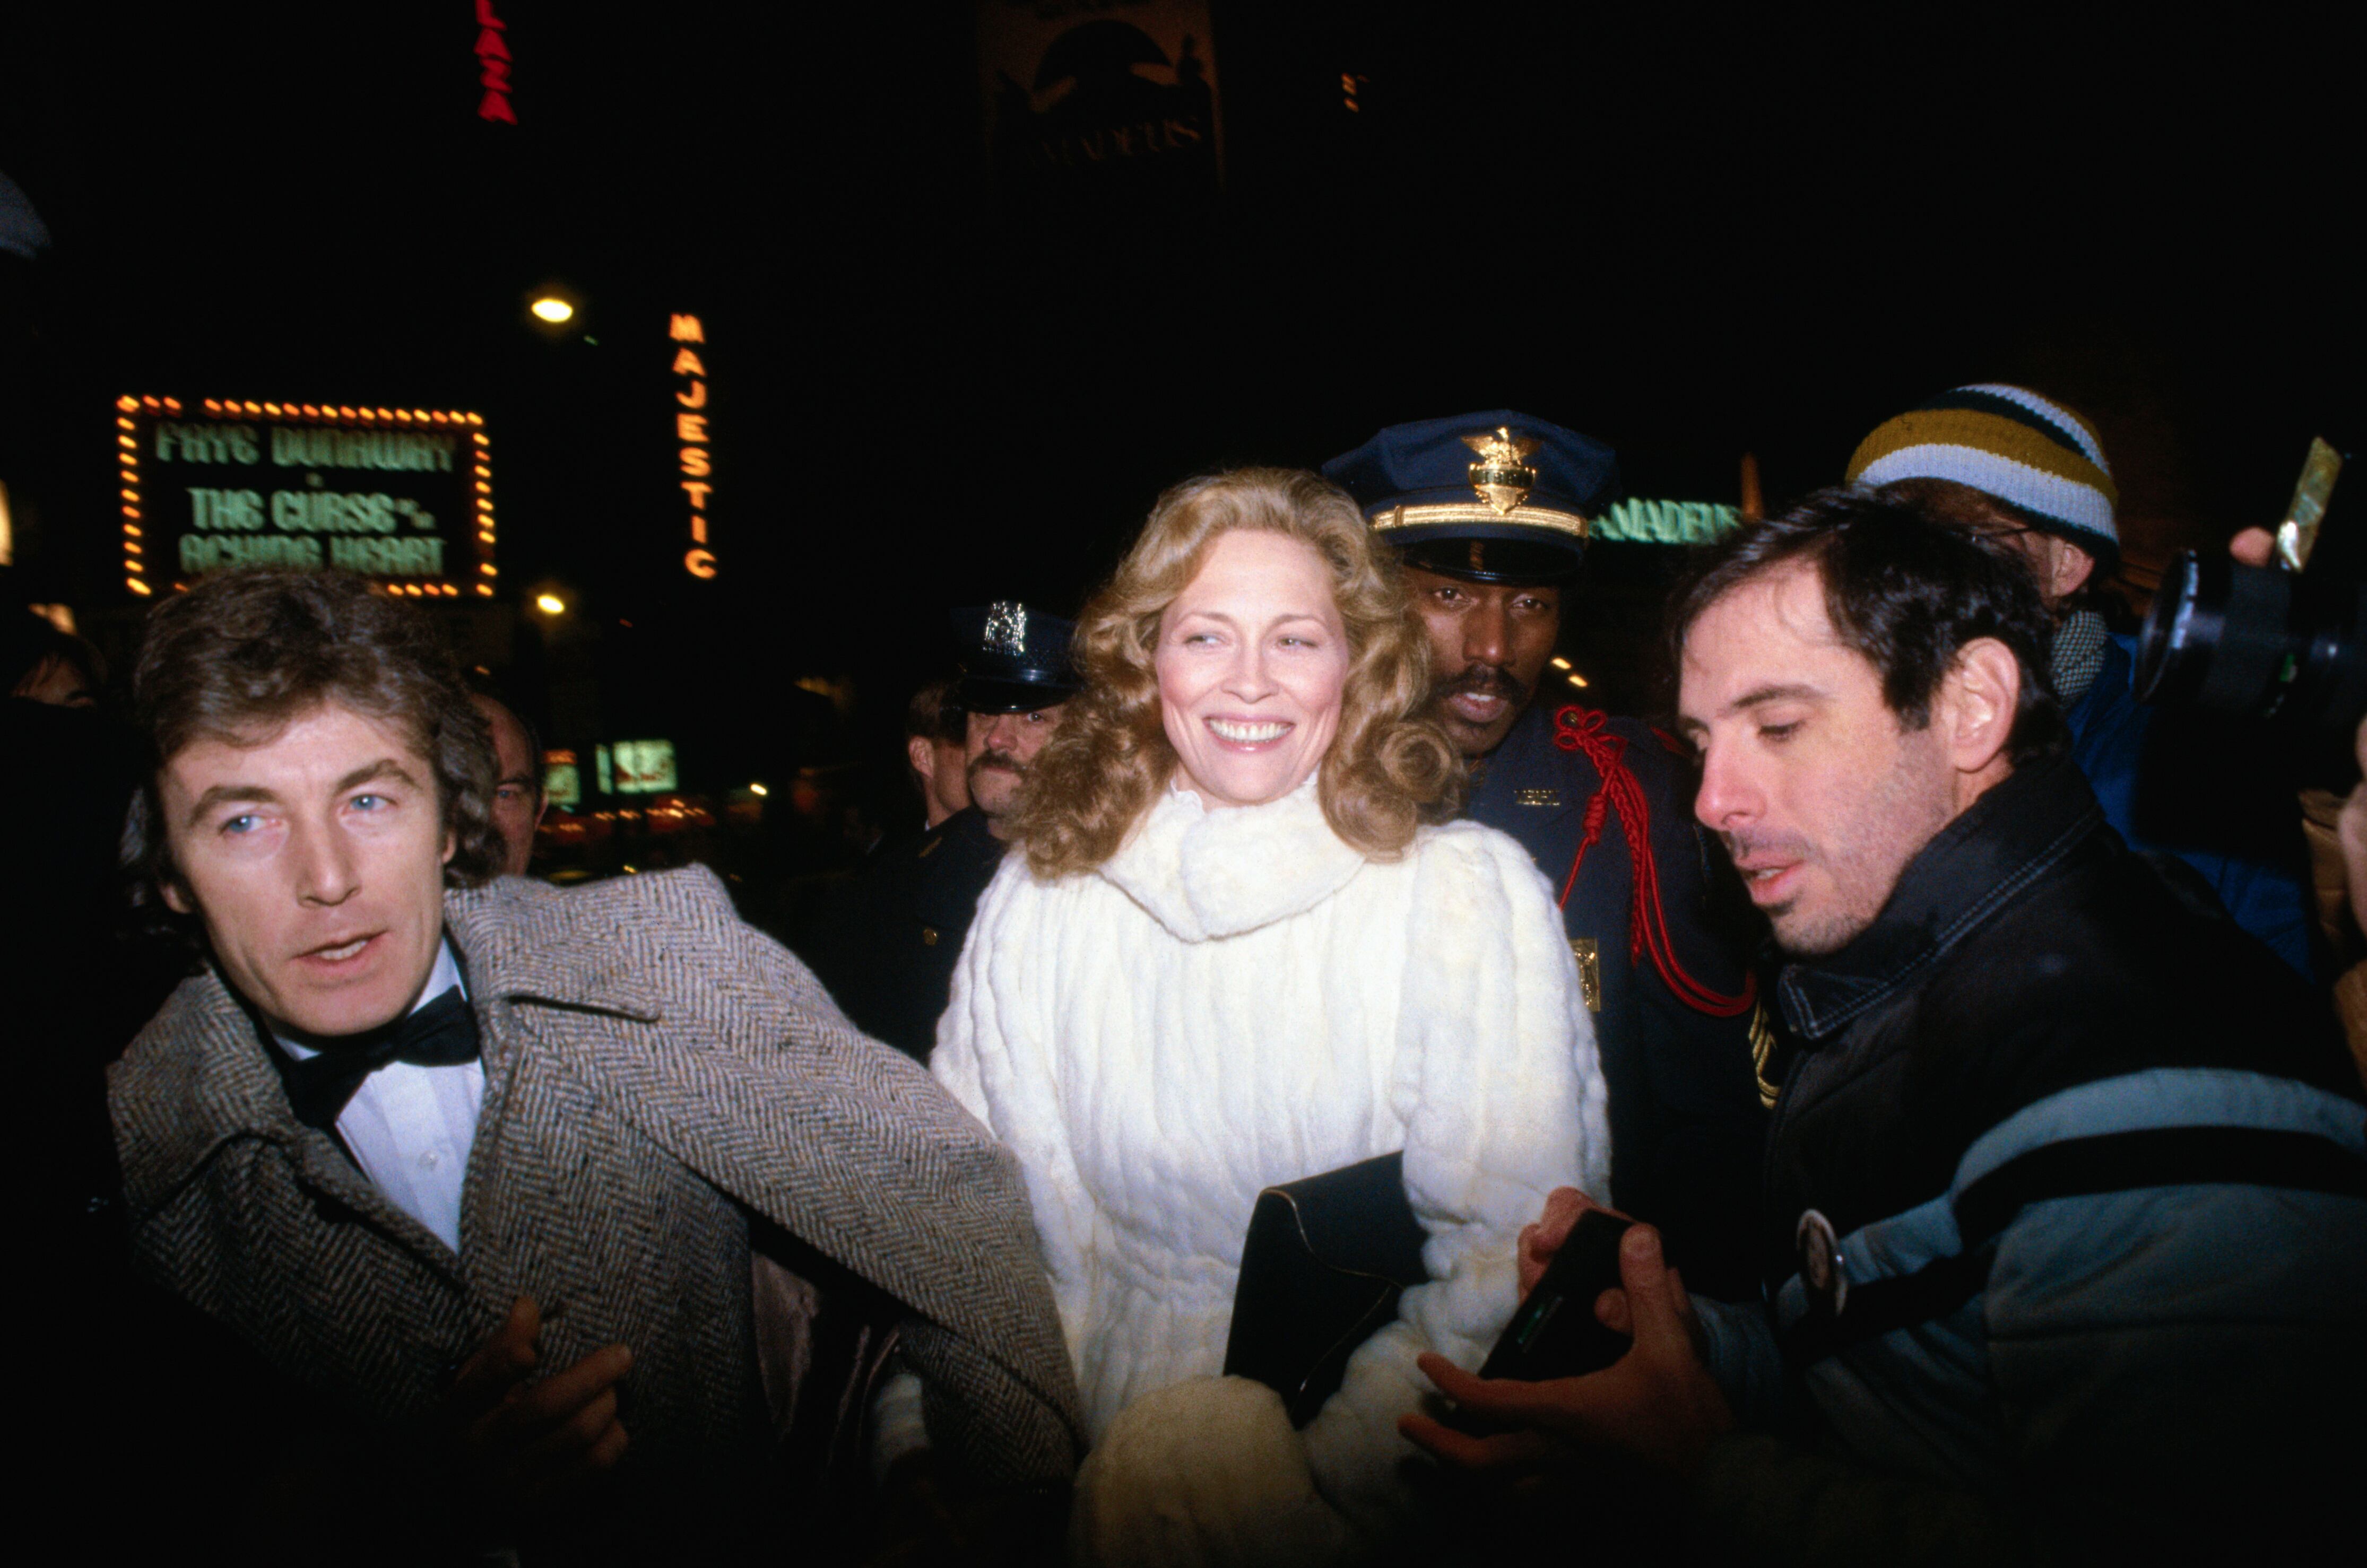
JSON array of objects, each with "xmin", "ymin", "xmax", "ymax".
[{"xmin": 4, "ymin": 2, "xmax": 2358, "ymax": 779}]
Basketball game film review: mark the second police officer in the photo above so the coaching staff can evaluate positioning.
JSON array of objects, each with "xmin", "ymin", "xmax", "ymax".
[
  {"xmin": 801, "ymin": 603, "xmax": 1080, "ymax": 1060},
  {"xmin": 1326, "ymin": 412, "xmax": 1769, "ymax": 1296}
]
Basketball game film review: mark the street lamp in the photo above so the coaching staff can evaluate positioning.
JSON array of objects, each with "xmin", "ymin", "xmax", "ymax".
[
  {"xmin": 535, "ymin": 593, "xmax": 567, "ymax": 615},
  {"xmin": 530, "ymin": 296, "xmax": 574, "ymax": 324}
]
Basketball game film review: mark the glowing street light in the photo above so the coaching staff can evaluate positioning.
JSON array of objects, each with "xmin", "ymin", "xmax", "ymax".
[
  {"xmin": 534, "ymin": 593, "xmax": 567, "ymax": 615},
  {"xmin": 749, "ymin": 782, "xmax": 769, "ymax": 797},
  {"xmin": 531, "ymin": 297, "xmax": 574, "ymax": 324}
]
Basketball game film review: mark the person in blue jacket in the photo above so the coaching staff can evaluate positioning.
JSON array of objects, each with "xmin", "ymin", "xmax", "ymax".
[
  {"xmin": 1844, "ymin": 382, "xmax": 2317, "ymax": 975},
  {"xmin": 1405, "ymin": 489, "xmax": 2365, "ymax": 1565},
  {"xmin": 1325, "ymin": 412, "xmax": 1768, "ymax": 1300}
]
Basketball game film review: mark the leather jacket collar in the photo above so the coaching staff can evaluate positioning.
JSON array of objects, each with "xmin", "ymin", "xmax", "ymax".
[{"xmin": 1775, "ymin": 753, "xmax": 2104, "ymax": 1042}]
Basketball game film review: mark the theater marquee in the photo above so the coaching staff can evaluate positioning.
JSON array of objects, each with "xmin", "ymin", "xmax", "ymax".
[{"xmin": 114, "ymin": 394, "xmax": 498, "ymax": 600}]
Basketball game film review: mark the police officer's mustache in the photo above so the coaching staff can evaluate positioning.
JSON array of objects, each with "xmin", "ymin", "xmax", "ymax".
[
  {"xmin": 971, "ymin": 749, "xmax": 1026, "ymax": 777},
  {"xmin": 1437, "ymin": 664, "xmax": 1532, "ymax": 705}
]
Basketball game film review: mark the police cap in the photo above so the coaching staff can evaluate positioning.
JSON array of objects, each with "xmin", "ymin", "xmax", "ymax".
[
  {"xmin": 950, "ymin": 601, "xmax": 1081, "ymax": 715},
  {"xmin": 1323, "ymin": 410, "xmax": 1621, "ymax": 584}
]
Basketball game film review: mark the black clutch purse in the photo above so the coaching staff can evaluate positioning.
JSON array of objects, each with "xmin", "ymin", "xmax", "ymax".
[{"xmin": 1221, "ymin": 1151, "xmax": 1430, "ymax": 1428}]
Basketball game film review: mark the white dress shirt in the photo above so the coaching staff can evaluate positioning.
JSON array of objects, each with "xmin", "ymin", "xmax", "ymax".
[{"xmin": 278, "ymin": 942, "xmax": 483, "ymax": 1253}]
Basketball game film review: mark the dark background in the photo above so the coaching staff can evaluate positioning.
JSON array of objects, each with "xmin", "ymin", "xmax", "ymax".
[{"xmin": 3, "ymin": 1, "xmax": 2359, "ymax": 784}]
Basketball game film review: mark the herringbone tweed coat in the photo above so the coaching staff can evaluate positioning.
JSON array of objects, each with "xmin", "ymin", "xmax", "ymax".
[{"xmin": 109, "ymin": 865, "xmax": 1083, "ymax": 1509}]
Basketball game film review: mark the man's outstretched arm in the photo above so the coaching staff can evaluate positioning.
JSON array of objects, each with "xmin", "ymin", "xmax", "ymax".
[{"xmin": 1399, "ymin": 1191, "xmax": 2024, "ymax": 1566}]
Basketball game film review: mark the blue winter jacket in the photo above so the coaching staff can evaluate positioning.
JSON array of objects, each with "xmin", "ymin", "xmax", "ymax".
[
  {"xmin": 2065, "ymin": 633, "xmax": 2316, "ymax": 975},
  {"xmin": 1689, "ymin": 754, "xmax": 2366, "ymax": 1564}
]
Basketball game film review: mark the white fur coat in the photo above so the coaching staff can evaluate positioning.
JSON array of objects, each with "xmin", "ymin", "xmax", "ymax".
[{"xmin": 932, "ymin": 778, "xmax": 1610, "ymax": 1555}]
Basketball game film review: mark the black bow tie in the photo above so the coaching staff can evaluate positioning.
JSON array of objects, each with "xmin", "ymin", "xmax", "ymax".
[{"xmin": 276, "ymin": 986, "xmax": 481, "ymax": 1132}]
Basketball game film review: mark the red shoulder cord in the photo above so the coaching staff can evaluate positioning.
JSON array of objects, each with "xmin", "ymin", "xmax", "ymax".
[{"xmin": 1550, "ymin": 705, "xmax": 1757, "ymax": 1018}]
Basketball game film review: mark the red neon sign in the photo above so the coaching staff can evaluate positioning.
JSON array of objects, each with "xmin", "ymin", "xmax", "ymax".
[{"xmin": 474, "ymin": 1, "xmax": 516, "ymax": 124}]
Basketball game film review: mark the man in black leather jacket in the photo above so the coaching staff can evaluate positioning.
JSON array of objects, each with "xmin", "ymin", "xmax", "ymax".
[{"xmin": 1407, "ymin": 489, "xmax": 2366, "ymax": 1564}]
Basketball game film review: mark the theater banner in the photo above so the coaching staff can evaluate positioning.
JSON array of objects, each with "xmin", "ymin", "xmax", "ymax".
[
  {"xmin": 976, "ymin": 0, "xmax": 1221, "ymax": 215},
  {"xmin": 114, "ymin": 394, "xmax": 497, "ymax": 600}
]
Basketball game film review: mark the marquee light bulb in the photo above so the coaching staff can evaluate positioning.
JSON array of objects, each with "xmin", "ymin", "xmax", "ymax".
[{"xmin": 531, "ymin": 297, "xmax": 574, "ymax": 324}]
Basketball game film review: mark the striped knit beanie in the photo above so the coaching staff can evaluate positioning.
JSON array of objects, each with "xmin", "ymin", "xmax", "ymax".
[{"xmin": 1845, "ymin": 384, "xmax": 2119, "ymax": 566}]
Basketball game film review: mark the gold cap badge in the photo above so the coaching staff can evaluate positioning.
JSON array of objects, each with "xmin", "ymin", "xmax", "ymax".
[{"xmin": 1463, "ymin": 426, "xmax": 1541, "ymax": 516}]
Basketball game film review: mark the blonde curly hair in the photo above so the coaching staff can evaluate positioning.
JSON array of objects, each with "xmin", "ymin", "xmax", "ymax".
[{"xmin": 1014, "ymin": 467, "xmax": 1463, "ymax": 878}]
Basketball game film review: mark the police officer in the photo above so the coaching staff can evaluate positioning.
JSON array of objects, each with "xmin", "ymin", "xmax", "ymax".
[
  {"xmin": 799, "ymin": 603, "xmax": 1080, "ymax": 1060},
  {"xmin": 1325, "ymin": 412, "xmax": 1767, "ymax": 1296}
]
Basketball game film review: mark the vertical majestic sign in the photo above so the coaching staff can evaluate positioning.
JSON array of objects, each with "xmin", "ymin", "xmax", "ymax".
[
  {"xmin": 115, "ymin": 395, "xmax": 496, "ymax": 599},
  {"xmin": 474, "ymin": 0, "xmax": 516, "ymax": 123},
  {"xmin": 671, "ymin": 314, "xmax": 717, "ymax": 580}
]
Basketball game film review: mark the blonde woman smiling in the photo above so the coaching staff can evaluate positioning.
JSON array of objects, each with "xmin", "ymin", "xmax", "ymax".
[{"xmin": 930, "ymin": 468, "xmax": 1608, "ymax": 1564}]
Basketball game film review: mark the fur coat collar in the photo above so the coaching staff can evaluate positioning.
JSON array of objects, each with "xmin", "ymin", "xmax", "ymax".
[{"xmin": 1098, "ymin": 776, "xmax": 1367, "ymax": 941}]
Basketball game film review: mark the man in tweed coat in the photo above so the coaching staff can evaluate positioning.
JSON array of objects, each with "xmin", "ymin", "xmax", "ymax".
[{"xmin": 108, "ymin": 569, "xmax": 1081, "ymax": 1562}]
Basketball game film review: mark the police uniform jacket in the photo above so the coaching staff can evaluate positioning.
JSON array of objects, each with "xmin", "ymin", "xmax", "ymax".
[
  {"xmin": 1464, "ymin": 699, "xmax": 1766, "ymax": 1298},
  {"xmin": 798, "ymin": 807, "xmax": 1008, "ymax": 1061}
]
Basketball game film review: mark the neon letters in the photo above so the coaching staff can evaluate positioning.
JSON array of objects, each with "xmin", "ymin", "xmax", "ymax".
[
  {"xmin": 475, "ymin": 1, "xmax": 516, "ymax": 124},
  {"xmin": 671, "ymin": 313, "xmax": 717, "ymax": 579}
]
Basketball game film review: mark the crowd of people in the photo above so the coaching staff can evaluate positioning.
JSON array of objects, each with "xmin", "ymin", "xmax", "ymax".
[{"xmin": 9, "ymin": 390, "xmax": 2363, "ymax": 1566}]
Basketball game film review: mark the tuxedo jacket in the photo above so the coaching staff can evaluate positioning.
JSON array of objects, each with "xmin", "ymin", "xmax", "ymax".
[{"xmin": 109, "ymin": 866, "xmax": 1081, "ymax": 1549}]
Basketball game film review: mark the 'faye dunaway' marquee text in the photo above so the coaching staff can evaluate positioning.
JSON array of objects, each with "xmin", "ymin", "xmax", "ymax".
[{"xmin": 154, "ymin": 421, "xmax": 458, "ymax": 576}]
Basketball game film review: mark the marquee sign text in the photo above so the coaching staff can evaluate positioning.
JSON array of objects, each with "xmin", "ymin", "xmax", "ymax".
[{"xmin": 116, "ymin": 395, "xmax": 497, "ymax": 599}]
